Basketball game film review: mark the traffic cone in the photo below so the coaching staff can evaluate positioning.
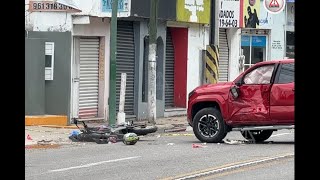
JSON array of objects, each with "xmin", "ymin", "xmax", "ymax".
[{"xmin": 27, "ymin": 134, "xmax": 33, "ymax": 140}]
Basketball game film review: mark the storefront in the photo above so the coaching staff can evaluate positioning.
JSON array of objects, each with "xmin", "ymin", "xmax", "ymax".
[{"xmin": 241, "ymin": 29, "xmax": 269, "ymax": 71}]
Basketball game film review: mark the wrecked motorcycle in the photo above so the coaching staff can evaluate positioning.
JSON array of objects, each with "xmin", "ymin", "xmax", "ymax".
[{"xmin": 69, "ymin": 119, "xmax": 158, "ymax": 144}]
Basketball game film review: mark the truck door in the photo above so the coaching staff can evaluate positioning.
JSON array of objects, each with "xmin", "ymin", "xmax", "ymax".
[
  {"xmin": 228, "ymin": 64, "xmax": 277, "ymax": 125},
  {"xmin": 270, "ymin": 63, "xmax": 295, "ymax": 124}
]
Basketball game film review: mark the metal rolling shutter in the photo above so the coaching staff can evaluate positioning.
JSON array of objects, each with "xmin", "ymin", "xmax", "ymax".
[
  {"xmin": 116, "ymin": 21, "xmax": 135, "ymax": 117},
  {"xmin": 165, "ymin": 29, "xmax": 175, "ymax": 108},
  {"xmin": 218, "ymin": 28, "xmax": 229, "ymax": 82},
  {"xmin": 79, "ymin": 38, "xmax": 100, "ymax": 118}
]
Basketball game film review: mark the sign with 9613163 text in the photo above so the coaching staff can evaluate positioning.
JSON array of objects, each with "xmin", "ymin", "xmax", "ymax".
[{"xmin": 219, "ymin": 0, "xmax": 241, "ymax": 28}]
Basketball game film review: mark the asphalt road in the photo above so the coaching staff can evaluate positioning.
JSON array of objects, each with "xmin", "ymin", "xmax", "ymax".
[{"xmin": 25, "ymin": 129, "xmax": 294, "ymax": 180}]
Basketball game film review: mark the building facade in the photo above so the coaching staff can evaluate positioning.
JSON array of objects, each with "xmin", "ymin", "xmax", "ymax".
[
  {"xmin": 218, "ymin": 0, "xmax": 293, "ymax": 82},
  {"xmin": 25, "ymin": 0, "xmax": 211, "ymax": 124},
  {"xmin": 26, "ymin": 0, "xmax": 292, "ymax": 125}
]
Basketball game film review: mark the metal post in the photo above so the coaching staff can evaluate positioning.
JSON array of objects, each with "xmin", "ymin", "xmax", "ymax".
[
  {"xmin": 147, "ymin": 0, "xmax": 158, "ymax": 125},
  {"xmin": 109, "ymin": 0, "xmax": 118, "ymax": 126},
  {"xmin": 117, "ymin": 73, "xmax": 126, "ymax": 125},
  {"xmin": 210, "ymin": 0, "xmax": 219, "ymax": 46}
]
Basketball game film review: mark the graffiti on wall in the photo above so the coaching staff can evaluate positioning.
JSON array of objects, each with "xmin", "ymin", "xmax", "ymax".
[{"xmin": 177, "ymin": 0, "xmax": 210, "ymax": 24}]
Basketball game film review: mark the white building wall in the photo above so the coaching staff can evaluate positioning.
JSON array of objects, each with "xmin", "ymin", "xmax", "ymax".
[
  {"xmin": 187, "ymin": 24, "xmax": 210, "ymax": 98},
  {"xmin": 25, "ymin": 0, "xmax": 131, "ymax": 32},
  {"xmin": 270, "ymin": 11, "xmax": 286, "ymax": 60},
  {"xmin": 227, "ymin": 28, "xmax": 241, "ymax": 81}
]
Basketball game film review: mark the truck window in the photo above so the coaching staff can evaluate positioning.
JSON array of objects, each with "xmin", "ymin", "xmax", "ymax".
[
  {"xmin": 277, "ymin": 63, "xmax": 294, "ymax": 84},
  {"xmin": 243, "ymin": 65, "xmax": 275, "ymax": 84}
]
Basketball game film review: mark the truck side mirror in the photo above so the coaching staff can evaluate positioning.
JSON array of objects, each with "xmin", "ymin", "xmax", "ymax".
[{"xmin": 230, "ymin": 86, "xmax": 240, "ymax": 99}]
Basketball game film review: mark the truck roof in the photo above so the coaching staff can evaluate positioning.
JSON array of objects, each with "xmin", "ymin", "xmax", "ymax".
[{"xmin": 256, "ymin": 59, "xmax": 294, "ymax": 66}]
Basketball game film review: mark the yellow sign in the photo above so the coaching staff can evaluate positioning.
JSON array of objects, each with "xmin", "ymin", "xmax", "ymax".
[
  {"xmin": 242, "ymin": 0, "xmax": 260, "ymax": 28},
  {"xmin": 176, "ymin": 0, "xmax": 211, "ymax": 24}
]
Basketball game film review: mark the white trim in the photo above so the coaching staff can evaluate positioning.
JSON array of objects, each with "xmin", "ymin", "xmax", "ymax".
[{"xmin": 45, "ymin": 42, "xmax": 55, "ymax": 80}]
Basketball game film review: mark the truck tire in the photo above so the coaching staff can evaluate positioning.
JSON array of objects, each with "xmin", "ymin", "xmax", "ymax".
[
  {"xmin": 193, "ymin": 107, "xmax": 227, "ymax": 143},
  {"xmin": 240, "ymin": 130, "xmax": 273, "ymax": 142}
]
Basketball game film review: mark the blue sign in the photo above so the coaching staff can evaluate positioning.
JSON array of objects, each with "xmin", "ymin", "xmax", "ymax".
[
  {"xmin": 241, "ymin": 36, "xmax": 250, "ymax": 47},
  {"xmin": 287, "ymin": 0, "xmax": 294, "ymax": 2},
  {"xmin": 241, "ymin": 35, "xmax": 266, "ymax": 47},
  {"xmin": 252, "ymin": 36, "xmax": 266, "ymax": 47},
  {"xmin": 101, "ymin": 0, "xmax": 129, "ymax": 12}
]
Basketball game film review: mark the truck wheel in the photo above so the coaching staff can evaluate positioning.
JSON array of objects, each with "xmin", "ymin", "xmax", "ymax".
[
  {"xmin": 241, "ymin": 130, "xmax": 273, "ymax": 142},
  {"xmin": 193, "ymin": 107, "xmax": 227, "ymax": 143}
]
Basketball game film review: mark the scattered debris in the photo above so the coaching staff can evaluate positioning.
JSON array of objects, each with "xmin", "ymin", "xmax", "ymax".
[
  {"xmin": 192, "ymin": 143, "xmax": 207, "ymax": 148},
  {"xmin": 164, "ymin": 128, "xmax": 187, "ymax": 133},
  {"xmin": 164, "ymin": 133, "xmax": 194, "ymax": 136},
  {"xmin": 186, "ymin": 126, "xmax": 193, "ymax": 132},
  {"xmin": 223, "ymin": 139, "xmax": 246, "ymax": 145},
  {"xmin": 27, "ymin": 134, "xmax": 33, "ymax": 140},
  {"xmin": 37, "ymin": 140, "xmax": 53, "ymax": 145},
  {"xmin": 167, "ymin": 143, "xmax": 175, "ymax": 146}
]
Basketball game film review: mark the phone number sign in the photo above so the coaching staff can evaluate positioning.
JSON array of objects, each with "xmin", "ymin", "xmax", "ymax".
[
  {"xmin": 29, "ymin": 1, "xmax": 81, "ymax": 12},
  {"xmin": 219, "ymin": 0, "xmax": 240, "ymax": 28}
]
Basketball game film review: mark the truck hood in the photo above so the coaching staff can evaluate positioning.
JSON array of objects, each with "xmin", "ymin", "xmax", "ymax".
[{"xmin": 193, "ymin": 82, "xmax": 234, "ymax": 96}]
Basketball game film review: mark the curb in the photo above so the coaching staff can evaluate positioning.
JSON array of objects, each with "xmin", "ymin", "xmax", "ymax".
[{"xmin": 38, "ymin": 125, "xmax": 78, "ymax": 129}]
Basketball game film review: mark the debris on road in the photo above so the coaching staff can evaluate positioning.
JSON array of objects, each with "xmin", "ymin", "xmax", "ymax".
[
  {"xmin": 27, "ymin": 134, "xmax": 33, "ymax": 140},
  {"xmin": 192, "ymin": 143, "xmax": 207, "ymax": 148},
  {"xmin": 37, "ymin": 140, "xmax": 54, "ymax": 145},
  {"xmin": 164, "ymin": 133, "xmax": 194, "ymax": 136},
  {"xmin": 164, "ymin": 128, "xmax": 187, "ymax": 133},
  {"xmin": 167, "ymin": 143, "xmax": 175, "ymax": 146},
  {"xmin": 223, "ymin": 139, "xmax": 246, "ymax": 145}
]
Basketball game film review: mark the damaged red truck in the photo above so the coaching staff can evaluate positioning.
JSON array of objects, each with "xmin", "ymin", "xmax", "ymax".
[{"xmin": 187, "ymin": 59, "xmax": 294, "ymax": 143}]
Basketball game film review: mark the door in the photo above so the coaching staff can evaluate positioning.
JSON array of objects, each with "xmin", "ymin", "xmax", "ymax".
[
  {"xmin": 78, "ymin": 37, "xmax": 100, "ymax": 118},
  {"xmin": 116, "ymin": 21, "xmax": 135, "ymax": 119},
  {"xmin": 270, "ymin": 62, "xmax": 294, "ymax": 124},
  {"xmin": 228, "ymin": 64, "xmax": 276, "ymax": 125},
  {"xmin": 165, "ymin": 28, "xmax": 175, "ymax": 108}
]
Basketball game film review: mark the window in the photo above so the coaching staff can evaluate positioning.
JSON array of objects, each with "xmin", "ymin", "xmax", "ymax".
[
  {"xmin": 277, "ymin": 63, "xmax": 294, "ymax": 84},
  {"xmin": 241, "ymin": 35, "xmax": 267, "ymax": 71},
  {"xmin": 45, "ymin": 42, "xmax": 55, "ymax": 80},
  {"xmin": 243, "ymin": 65, "xmax": 275, "ymax": 84}
]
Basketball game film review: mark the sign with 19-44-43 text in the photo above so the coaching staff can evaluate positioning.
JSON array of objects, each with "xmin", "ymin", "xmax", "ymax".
[{"xmin": 219, "ymin": 0, "xmax": 240, "ymax": 28}]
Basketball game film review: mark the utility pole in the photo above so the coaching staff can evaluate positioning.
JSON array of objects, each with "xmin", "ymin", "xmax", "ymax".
[
  {"xmin": 210, "ymin": 0, "xmax": 219, "ymax": 45},
  {"xmin": 109, "ymin": 0, "xmax": 118, "ymax": 126},
  {"xmin": 147, "ymin": 0, "xmax": 158, "ymax": 125}
]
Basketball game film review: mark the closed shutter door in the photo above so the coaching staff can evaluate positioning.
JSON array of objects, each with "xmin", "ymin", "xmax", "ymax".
[
  {"xmin": 165, "ymin": 29, "xmax": 175, "ymax": 108},
  {"xmin": 79, "ymin": 37, "xmax": 100, "ymax": 118},
  {"xmin": 116, "ymin": 21, "xmax": 135, "ymax": 117},
  {"xmin": 219, "ymin": 28, "xmax": 229, "ymax": 82}
]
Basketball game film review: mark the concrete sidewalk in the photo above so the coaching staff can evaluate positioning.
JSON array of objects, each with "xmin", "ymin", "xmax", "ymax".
[{"xmin": 25, "ymin": 116, "xmax": 190, "ymax": 148}]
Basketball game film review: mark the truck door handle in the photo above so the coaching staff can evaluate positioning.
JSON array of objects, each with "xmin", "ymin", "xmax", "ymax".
[{"xmin": 73, "ymin": 78, "xmax": 80, "ymax": 82}]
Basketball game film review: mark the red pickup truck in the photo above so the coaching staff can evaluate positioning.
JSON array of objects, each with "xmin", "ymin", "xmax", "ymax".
[{"xmin": 187, "ymin": 59, "xmax": 294, "ymax": 143}]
